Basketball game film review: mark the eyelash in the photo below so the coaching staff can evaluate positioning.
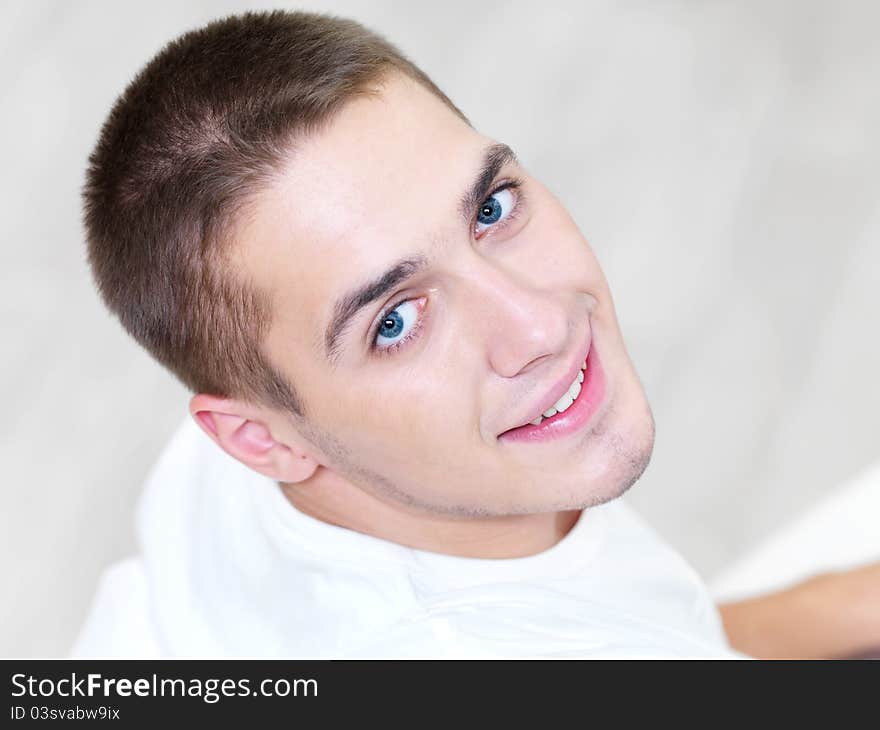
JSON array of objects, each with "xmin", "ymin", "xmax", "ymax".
[{"xmin": 369, "ymin": 178, "xmax": 526, "ymax": 357}]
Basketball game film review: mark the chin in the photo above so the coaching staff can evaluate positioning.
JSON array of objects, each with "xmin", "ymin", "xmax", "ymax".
[
  {"xmin": 496, "ymin": 381, "xmax": 656, "ymax": 516},
  {"xmin": 565, "ymin": 393, "xmax": 656, "ymax": 511},
  {"xmin": 499, "ymin": 404, "xmax": 654, "ymax": 516}
]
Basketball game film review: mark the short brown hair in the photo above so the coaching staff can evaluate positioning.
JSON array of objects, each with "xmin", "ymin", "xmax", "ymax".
[{"xmin": 82, "ymin": 9, "xmax": 469, "ymax": 420}]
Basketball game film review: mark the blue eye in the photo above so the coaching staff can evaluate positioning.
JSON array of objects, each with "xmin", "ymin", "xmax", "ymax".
[
  {"xmin": 374, "ymin": 298, "xmax": 421, "ymax": 350},
  {"xmin": 475, "ymin": 186, "xmax": 517, "ymax": 235}
]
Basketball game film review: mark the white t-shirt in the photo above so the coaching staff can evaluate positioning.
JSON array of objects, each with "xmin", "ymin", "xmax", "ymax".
[{"xmin": 71, "ymin": 417, "xmax": 743, "ymax": 658}]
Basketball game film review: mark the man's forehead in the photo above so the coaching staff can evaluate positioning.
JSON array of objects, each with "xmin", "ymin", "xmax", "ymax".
[
  {"xmin": 239, "ymin": 75, "xmax": 476, "ymax": 255},
  {"xmin": 279, "ymin": 81, "xmax": 476, "ymax": 232}
]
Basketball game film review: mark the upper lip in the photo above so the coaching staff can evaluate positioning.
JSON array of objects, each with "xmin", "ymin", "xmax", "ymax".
[{"xmin": 500, "ymin": 329, "xmax": 592, "ymax": 434}]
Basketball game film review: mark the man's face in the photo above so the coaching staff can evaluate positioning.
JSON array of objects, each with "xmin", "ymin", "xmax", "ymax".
[{"xmin": 235, "ymin": 71, "xmax": 655, "ymax": 517}]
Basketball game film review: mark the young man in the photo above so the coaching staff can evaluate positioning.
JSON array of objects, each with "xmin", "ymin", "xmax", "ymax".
[{"xmin": 74, "ymin": 10, "xmax": 879, "ymax": 658}]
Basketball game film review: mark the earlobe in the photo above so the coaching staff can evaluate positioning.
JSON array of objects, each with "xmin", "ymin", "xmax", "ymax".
[{"xmin": 280, "ymin": 451, "xmax": 321, "ymax": 483}]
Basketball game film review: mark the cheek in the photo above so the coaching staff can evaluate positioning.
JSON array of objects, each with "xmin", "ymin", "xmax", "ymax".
[
  {"xmin": 548, "ymin": 213, "xmax": 612, "ymax": 300},
  {"xmin": 328, "ymin": 368, "xmax": 475, "ymax": 455},
  {"xmin": 523, "ymin": 202, "xmax": 601, "ymax": 277}
]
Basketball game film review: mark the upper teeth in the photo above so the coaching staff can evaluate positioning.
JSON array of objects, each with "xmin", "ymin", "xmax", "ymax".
[{"xmin": 529, "ymin": 360, "xmax": 587, "ymax": 426}]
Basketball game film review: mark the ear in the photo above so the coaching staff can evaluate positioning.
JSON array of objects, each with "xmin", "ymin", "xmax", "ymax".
[{"xmin": 188, "ymin": 393, "xmax": 319, "ymax": 483}]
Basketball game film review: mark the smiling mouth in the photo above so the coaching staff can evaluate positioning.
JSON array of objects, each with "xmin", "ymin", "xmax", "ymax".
[
  {"xmin": 497, "ymin": 335, "xmax": 606, "ymax": 443},
  {"xmin": 523, "ymin": 359, "xmax": 587, "ymax": 427}
]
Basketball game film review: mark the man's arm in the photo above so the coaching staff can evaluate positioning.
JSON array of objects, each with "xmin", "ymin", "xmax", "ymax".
[{"xmin": 717, "ymin": 561, "xmax": 880, "ymax": 659}]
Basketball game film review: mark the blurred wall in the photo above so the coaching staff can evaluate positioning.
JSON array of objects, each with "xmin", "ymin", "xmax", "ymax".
[{"xmin": 2, "ymin": 0, "xmax": 878, "ymax": 656}]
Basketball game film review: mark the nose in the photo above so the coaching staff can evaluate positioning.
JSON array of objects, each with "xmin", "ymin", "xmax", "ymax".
[{"xmin": 462, "ymin": 255, "xmax": 570, "ymax": 378}]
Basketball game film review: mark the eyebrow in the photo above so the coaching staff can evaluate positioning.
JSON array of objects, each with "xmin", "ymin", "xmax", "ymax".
[{"xmin": 323, "ymin": 142, "xmax": 519, "ymax": 367}]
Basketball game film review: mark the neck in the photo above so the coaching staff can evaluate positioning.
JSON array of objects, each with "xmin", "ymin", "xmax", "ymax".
[{"xmin": 278, "ymin": 470, "xmax": 581, "ymax": 559}]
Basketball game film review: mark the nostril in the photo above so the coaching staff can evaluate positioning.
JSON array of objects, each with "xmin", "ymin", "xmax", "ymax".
[{"xmin": 517, "ymin": 352, "xmax": 554, "ymax": 376}]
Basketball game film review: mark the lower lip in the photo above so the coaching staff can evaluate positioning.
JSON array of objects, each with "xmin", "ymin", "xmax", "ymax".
[{"xmin": 498, "ymin": 340, "xmax": 606, "ymax": 444}]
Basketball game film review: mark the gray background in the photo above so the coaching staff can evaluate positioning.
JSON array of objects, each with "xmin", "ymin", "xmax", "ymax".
[{"xmin": 2, "ymin": 0, "xmax": 878, "ymax": 656}]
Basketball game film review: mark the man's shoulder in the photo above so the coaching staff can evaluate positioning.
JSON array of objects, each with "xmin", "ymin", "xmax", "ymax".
[{"xmin": 69, "ymin": 556, "xmax": 163, "ymax": 658}]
